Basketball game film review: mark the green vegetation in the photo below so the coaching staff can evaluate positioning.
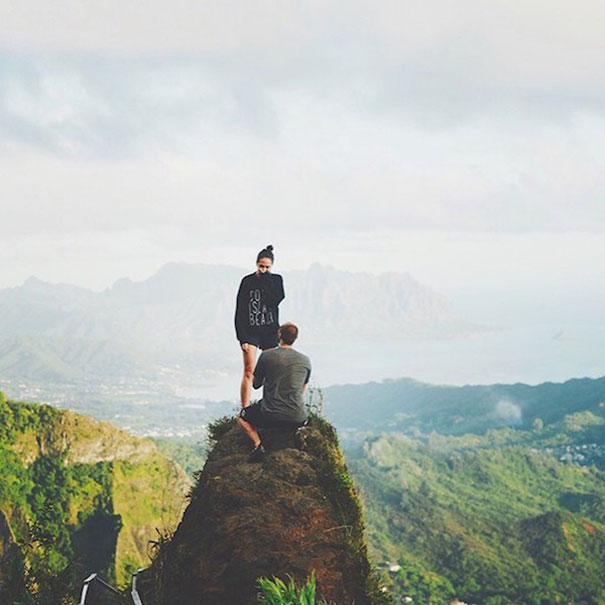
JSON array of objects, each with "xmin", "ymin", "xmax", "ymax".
[
  {"xmin": 350, "ymin": 420, "xmax": 605, "ymax": 604},
  {"xmin": 6, "ymin": 374, "xmax": 605, "ymax": 603},
  {"xmin": 206, "ymin": 414, "xmax": 237, "ymax": 446},
  {"xmin": 152, "ymin": 438, "xmax": 206, "ymax": 478},
  {"xmin": 0, "ymin": 393, "xmax": 188, "ymax": 604},
  {"xmin": 257, "ymin": 572, "xmax": 326, "ymax": 605},
  {"xmin": 325, "ymin": 376, "xmax": 605, "ymax": 436}
]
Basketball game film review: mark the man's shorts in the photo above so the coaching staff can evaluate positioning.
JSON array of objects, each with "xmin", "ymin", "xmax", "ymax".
[
  {"xmin": 240, "ymin": 402, "xmax": 306, "ymax": 430},
  {"xmin": 240, "ymin": 329, "xmax": 278, "ymax": 351}
]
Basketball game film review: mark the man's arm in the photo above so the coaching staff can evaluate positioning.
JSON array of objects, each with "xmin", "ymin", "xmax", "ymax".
[
  {"xmin": 302, "ymin": 364, "xmax": 311, "ymax": 392},
  {"xmin": 252, "ymin": 354, "xmax": 265, "ymax": 390}
]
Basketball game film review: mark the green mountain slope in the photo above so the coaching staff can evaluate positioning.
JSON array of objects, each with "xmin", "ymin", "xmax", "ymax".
[
  {"xmin": 325, "ymin": 376, "xmax": 605, "ymax": 436},
  {"xmin": 349, "ymin": 425, "xmax": 605, "ymax": 604},
  {"xmin": 0, "ymin": 392, "xmax": 190, "ymax": 604}
]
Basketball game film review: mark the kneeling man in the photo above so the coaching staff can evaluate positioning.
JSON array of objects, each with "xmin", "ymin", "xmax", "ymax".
[{"xmin": 238, "ymin": 322, "xmax": 311, "ymax": 462}]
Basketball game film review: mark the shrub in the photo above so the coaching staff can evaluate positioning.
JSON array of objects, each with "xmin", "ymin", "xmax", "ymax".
[
  {"xmin": 206, "ymin": 415, "xmax": 236, "ymax": 447},
  {"xmin": 257, "ymin": 572, "xmax": 327, "ymax": 605}
]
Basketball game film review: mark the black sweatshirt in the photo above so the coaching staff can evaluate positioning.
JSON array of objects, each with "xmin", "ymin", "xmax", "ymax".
[{"xmin": 234, "ymin": 272, "xmax": 285, "ymax": 344}]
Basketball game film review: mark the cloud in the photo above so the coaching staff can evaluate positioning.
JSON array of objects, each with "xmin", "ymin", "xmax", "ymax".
[
  {"xmin": 2, "ymin": 0, "xmax": 605, "ymax": 127},
  {"xmin": 2, "ymin": 94, "xmax": 605, "ymax": 239},
  {"xmin": 1, "ymin": 0, "xmax": 605, "ymax": 289},
  {"xmin": 494, "ymin": 399, "xmax": 522, "ymax": 423},
  {"xmin": 0, "ymin": 53, "xmax": 281, "ymax": 158}
]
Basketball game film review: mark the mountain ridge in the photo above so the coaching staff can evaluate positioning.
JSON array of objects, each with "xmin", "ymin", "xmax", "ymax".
[
  {"xmin": 0, "ymin": 262, "xmax": 478, "ymax": 385},
  {"xmin": 324, "ymin": 375, "xmax": 605, "ymax": 437},
  {"xmin": 349, "ymin": 422, "xmax": 605, "ymax": 603},
  {"xmin": 0, "ymin": 393, "xmax": 189, "ymax": 603}
]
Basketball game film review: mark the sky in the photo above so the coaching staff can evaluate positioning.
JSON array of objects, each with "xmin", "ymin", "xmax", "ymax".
[{"xmin": 1, "ymin": 0, "xmax": 605, "ymax": 297}]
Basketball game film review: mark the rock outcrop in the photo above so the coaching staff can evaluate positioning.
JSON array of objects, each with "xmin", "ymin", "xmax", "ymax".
[
  {"xmin": 140, "ymin": 416, "xmax": 384, "ymax": 604},
  {"xmin": 0, "ymin": 395, "xmax": 190, "ymax": 599}
]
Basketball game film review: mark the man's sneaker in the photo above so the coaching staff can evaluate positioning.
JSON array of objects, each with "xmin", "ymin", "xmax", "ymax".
[{"xmin": 248, "ymin": 443, "xmax": 266, "ymax": 463}]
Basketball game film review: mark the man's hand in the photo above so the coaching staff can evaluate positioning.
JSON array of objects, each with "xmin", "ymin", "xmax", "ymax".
[{"xmin": 241, "ymin": 342, "xmax": 250, "ymax": 352}]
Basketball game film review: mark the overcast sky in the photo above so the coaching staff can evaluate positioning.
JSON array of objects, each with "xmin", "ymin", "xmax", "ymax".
[{"xmin": 1, "ymin": 0, "xmax": 604, "ymax": 295}]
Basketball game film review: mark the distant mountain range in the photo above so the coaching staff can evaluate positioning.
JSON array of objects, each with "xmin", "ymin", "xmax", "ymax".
[
  {"xmin": 0, "ymin": 263, "xmax": 476, "ymax": 383},
  {"xmin": 324, "ymin": 376, "xmax": 605, "ymax": 437}
]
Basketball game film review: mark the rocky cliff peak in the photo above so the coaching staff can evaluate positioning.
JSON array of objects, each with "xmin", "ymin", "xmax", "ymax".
[{"xmin": 140, "ymin": 415, "xmax": 386, "ymax": 604}]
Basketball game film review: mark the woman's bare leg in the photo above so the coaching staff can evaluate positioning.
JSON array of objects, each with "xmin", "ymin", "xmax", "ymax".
[{"xmin": 240, "ymin": 343, "xmax": 258, "ymax": 408}]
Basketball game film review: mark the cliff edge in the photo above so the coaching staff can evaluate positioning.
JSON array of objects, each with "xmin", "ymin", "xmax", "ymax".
[
  {"xmin": 140, "ymin": 415, "xmax": 385, "ymax": 604},
  {"xmin": 0, "ymin": 394, "xmax": 190, "ymax": 602}
]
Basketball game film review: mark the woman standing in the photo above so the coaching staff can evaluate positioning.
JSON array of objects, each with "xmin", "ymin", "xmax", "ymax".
[{"xmin": 235, "ymin": 245, "xmax": 285, "ymax": 408}]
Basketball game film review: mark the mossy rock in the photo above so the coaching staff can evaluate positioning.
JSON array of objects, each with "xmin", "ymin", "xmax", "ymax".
[{"xmin": 140, "ymin": 415, "xmax": 387, "ymax": 604}]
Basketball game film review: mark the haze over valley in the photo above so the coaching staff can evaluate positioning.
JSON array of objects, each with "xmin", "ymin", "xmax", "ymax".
[{"xmin": 1, "ymin": 262, "xmax": 603, "ymax": 441}]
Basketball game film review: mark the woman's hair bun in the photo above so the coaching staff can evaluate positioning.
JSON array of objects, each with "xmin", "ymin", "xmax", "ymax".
[{"xmin": 257, "ymin": 245, "xmax": 275, "ymax": 262}]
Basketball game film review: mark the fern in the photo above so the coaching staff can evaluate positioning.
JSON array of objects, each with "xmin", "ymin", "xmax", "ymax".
[{"xmin": 257, "ymin": 572, "xmax": 326, "ymax": 605}]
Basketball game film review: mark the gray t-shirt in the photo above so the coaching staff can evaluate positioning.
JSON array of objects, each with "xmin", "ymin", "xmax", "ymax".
[{"xmin": 254, "ymin": 347, "xmax": 312, "ymax": 423}]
